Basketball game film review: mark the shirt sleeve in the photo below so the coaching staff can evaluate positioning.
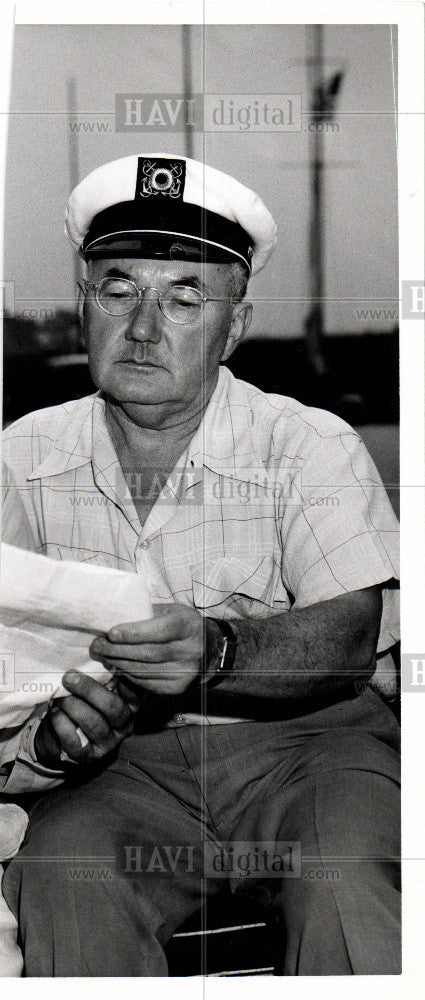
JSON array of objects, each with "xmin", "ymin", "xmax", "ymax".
[
  {"xmin": 0, "ymin": 712, "xmax": 65, "ymax": 796},
  {"xmin": 1, "ymin": 466, "xmax": 65, "ymax": 791},
  {"xmin": 279, "ymin": 429, "xmax": 399, "ymax": 654}
]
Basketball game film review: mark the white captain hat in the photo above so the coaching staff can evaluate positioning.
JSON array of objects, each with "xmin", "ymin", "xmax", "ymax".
[{"xmin": 65, "ymin": 153, "xmax": 277, "ymax": 275}]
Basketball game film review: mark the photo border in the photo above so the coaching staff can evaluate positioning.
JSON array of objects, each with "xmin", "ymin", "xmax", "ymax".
[{"xmin": 1, "ymin": 2, "xmax": 423, "ymax": 998}]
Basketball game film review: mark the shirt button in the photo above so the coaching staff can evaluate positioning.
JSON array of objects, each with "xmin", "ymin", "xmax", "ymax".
[{"xmin": 140, "ymin": 540, "xmax": 148, "ymax": 549}]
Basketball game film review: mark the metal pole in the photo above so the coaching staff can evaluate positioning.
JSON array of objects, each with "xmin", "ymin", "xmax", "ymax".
[
  {"xmin": 66, "ymin": 77, "xmax": 81, "ymax": 291},
  {"xmin": 181, "ymin": 25, "xmax": 194, "ymax": 159},
  {"xmin": 305, "ymin": 25, "xmax": 326, "ymax": 377}
]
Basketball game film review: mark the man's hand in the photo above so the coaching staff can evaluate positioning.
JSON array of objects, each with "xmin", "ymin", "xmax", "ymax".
[
  {"xmin": 89, "ymin": 604, "xmax": 205, "ymax": 696},
  {"xmin": 34, "ymin": 672, "xmax": 141, "ymax": 769}
]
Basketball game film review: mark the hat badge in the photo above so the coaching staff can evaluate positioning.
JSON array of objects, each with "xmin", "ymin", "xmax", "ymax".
[{"xmin": 137, "ymin": 158, "xmax": 185, "ymax": 199}]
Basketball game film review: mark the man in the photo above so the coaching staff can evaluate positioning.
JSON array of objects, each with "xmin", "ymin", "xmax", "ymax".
[{"xmin": 1, "ymin": 154, "xmax": 400, "ymax": 976}]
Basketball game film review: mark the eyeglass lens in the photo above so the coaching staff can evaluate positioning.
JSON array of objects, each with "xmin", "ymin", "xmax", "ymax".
[{"xmin": 96, "ymin": 278, "xmax": 204, "ymax": 323}]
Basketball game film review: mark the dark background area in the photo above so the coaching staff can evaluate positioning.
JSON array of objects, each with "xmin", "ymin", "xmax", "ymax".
[{"xmin": 4, "ymin": 314, "xmax": 398, "ymax": 427}]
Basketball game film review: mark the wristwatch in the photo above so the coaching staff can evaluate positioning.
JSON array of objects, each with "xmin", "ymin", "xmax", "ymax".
[{"xmin": 201, "ymin": 618, "xmax": 238, "ymax": 688}]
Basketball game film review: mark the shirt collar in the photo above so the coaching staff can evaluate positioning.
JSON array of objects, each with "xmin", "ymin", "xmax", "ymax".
[
  {"xmin": 27, "ymin": 395, "xmax": 99, "ymax": 480},
  {"xmin": 187, "ymin": 366, "xmax": 267, "ymax": 485},
  {"xmin": 27, "ymin": 368, "xmax": 266, "ymax": 487},
  {"xmin": 27, "ymin": 394, "xmax": 142, "ymax": 533}
]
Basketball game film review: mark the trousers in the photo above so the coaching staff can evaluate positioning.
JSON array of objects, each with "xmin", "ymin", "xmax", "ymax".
[{"xmin": 3, "ymin": 686, "xmax": 400, "ymax": 977}]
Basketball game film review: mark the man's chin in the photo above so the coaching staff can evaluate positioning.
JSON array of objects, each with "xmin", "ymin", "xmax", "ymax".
[
  {"xmin": 98, "ymin": 369, "xmax": 172, "ymax": 406},
  {"xmin": 107, "ymin": 390, "xmax": 172, "ymax": 408}
]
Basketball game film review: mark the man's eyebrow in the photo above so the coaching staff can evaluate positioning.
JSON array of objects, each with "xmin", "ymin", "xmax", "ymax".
[{"xmin": 104, "ymin": 267, "xmax": 132, "ymax": 279}]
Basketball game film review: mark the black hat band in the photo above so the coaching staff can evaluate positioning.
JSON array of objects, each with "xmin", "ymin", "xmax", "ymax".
[{"xmin": 81, "ymin": 201, "xmax": 253, "ymax": 271}]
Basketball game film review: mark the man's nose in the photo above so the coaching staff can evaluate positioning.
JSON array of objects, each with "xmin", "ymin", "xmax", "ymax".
[{"xmin": 125, "ymin": 293, "xmax": 162, "ymax": 343}]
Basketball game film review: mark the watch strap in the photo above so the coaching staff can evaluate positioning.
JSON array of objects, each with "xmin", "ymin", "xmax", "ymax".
[{"xmin": 201, "ymin": 618, "xmax": 238, "ymax": 688}]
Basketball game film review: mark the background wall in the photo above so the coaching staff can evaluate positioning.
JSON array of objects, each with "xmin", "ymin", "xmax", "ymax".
[{"xmin": 5, "ymin": 23, "xmax": 398, "ymax": 338}]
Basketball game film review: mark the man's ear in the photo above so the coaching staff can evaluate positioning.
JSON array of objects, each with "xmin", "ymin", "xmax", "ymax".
[
  {"xmin": 221, "ymin": 300, "xmax": 253, "ymax": 362},
  {"xmin": 77, "ymin": 283, "xmax": 86, "ymax": 332}
]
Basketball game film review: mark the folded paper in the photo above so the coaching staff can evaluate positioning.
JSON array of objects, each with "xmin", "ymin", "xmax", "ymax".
[{"xmin": 0, "ymin": 544, "xmax": 152, "ymax": 727}]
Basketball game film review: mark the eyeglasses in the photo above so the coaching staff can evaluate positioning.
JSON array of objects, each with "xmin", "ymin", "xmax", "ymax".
[{"xmin": 83, "ymin": 277, "xmax": 223, "ymax": 325}]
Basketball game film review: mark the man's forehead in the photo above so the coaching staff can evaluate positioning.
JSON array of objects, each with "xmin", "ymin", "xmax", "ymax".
[{"xmin": 89, "ymin": 256, "xmax": 234, "ymax": 286}]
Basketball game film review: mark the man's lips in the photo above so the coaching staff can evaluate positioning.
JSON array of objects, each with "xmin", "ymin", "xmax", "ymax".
[{"xmin": 120, "ymin": 358, "xmax": 163, "ymax": 368}]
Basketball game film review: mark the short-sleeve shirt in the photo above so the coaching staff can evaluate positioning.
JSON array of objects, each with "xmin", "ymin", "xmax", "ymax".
[{"xmin": 2, "ymin": 365, "xmax": 399, "ymax": 711}]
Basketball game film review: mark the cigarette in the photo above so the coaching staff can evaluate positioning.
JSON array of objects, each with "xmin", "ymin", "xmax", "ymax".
[{"xmin": 75, "ymin": 726, "xmax": 90, "ymax": 748}]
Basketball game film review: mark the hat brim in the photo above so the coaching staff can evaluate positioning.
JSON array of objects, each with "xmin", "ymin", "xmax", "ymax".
[
  {"xmin": 83, "ymin": 230, "xmax": 251, "ymax": 269},
  {"xmin": 81, "ymin": 201, "xmax": 253, "ymax": 272}
]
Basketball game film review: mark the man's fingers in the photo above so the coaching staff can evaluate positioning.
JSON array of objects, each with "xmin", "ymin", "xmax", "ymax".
[
  {"xmin": 91, "ymin": 638, "xmax": 184, "ymax": 663},
  {"xmin": 115, "ymin": 677, "xmax": 146, "ymax": 711},
  {"xmin": 107, "ymin": 606, "xmax": 188, "ymax": 644},
  {"xmin": 49, "ymin": 707, "xmax": 92, "ymax": 761},
  {"xmin": 61, "ymin": 671, "xmax": 133, "ymax": 731},
  {"xmin": 54, "ymin": 694, "xmax": 112, "ymax": 742}
]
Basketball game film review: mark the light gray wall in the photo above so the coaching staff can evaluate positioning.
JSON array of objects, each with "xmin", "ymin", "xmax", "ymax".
[{"xmin": 5, "ymin": 24, "xmax": 397, "ymax": 339}]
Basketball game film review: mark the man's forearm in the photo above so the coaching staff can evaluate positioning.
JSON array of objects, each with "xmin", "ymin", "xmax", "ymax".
[{"xmin": 205, "ymin": 586, "xmax": 382, "ymax": 702}]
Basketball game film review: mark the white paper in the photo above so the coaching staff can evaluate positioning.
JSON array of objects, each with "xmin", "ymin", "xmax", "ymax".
[{"xmin": 0, "ymin": 544, "xmax": 152, "ymax": 727}]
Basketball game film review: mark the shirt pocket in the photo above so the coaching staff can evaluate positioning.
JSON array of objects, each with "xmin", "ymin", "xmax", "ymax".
[{"xmin": 190, "ymin": 555, "xmax": 290, "ymax": 619}]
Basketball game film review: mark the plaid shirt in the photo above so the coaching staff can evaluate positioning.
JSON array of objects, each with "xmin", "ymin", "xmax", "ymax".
[{"xmin": 1, "ymin": 366, "xmax": 399, "ymax": 792}]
